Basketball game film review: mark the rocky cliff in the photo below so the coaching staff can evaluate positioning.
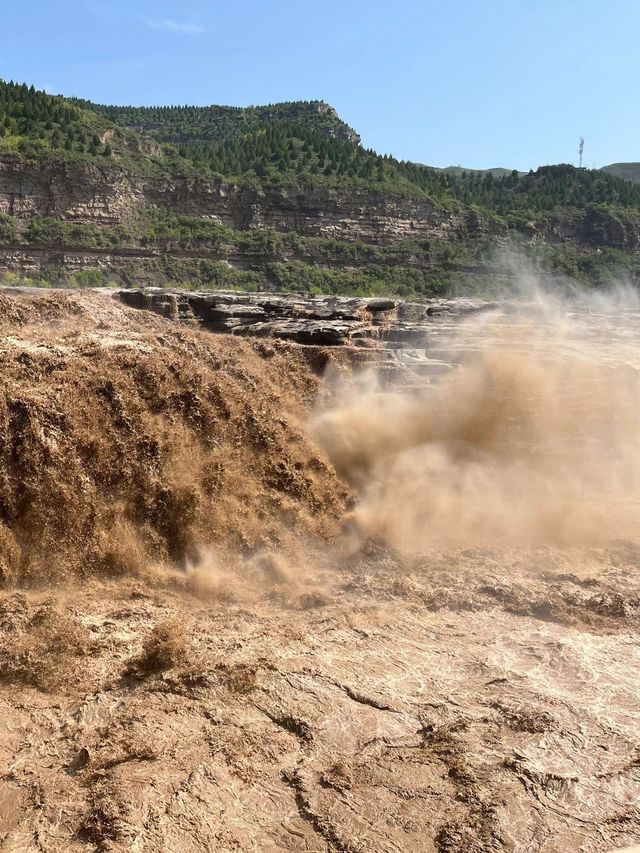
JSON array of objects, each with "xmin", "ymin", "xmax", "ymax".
[
  {"xmin": 1, "ymin": 156, "xmax": 640, "ymax": 294},
  {"xmin": 0, "ymin": 154, "xmax": 455, "ymax": 242},
  {"xmin": 2, "ymin": 79, "xmax": 640, "ymax": 294}
]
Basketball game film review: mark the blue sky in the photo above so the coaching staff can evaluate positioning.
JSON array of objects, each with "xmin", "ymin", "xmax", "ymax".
[{"xmin": 2, "ymin": 0, "xmax": 639, "ymax": 170}]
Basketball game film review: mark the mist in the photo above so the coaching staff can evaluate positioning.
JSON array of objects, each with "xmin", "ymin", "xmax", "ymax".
[{"xmin": 312, "ymin": 279, "xmax": 640, "ymax": 551}]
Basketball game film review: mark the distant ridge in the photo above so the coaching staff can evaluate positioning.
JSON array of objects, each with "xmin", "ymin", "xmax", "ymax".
[
  {"xmin": 601, "ymin": 163, "xmax": 640, "ymax": 183},
  {"xmin": 442, "ymin": 163, "xmax": 640, "ymax": 183},
  {"xmin": 438, "ymin": 166, "xmax": 525, "ymax": 178}
]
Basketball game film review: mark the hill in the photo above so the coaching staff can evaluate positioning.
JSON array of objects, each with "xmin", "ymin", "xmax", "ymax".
[
  {"xmin": 444, "ymin": 161, "xmax": 640, "ymax": 187},
  {"xmin": 601, "ymin": 162, "xmax": 640, "ymax": 183},
  {"xmin": 70, "ymin": 98, "xmax": 361, "ymax": 145},
  {"xmin": 4, "ymin": 81, "xmax": 640, "ymax": 216},
  {"xmin": 2, "ymin": 79, "xmax": 640, "ymax": 295},
  {"xmin": 0, "ymin": 80, "xmax": 157, "ymax": 160},
  {"xmin": 439, "ymin": 165, "xmax": 524, "ymax": 178}
]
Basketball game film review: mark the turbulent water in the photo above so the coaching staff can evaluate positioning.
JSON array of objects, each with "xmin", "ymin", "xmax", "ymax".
[
  {"xmin": 0, "ymin": 288, "xmax": 638, "ymax": 852},
  {"xmin": 314, "ymin": 289, "xmax": 640, "ymax": 549}
]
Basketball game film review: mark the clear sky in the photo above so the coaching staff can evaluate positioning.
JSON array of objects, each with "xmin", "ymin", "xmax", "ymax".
[{"xmin": 2, "ymin": 0, "xmax": 639, "ymax": 171}]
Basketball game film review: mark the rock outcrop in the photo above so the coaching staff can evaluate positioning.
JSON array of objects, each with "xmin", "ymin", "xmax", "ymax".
[
  {"xmin": 2, "ymin": 152, "xmax": 640, "ymax": 291},
  {"xmin": 0, "ymin": 155, "xmax": 457, "ymax": 244},
  {"xmin": 4, "ymin": 155, "xmax": 638, "ymax": 252},
  {"xmin": 114, "ymin": 288, "xmax": 505, "ymax": 391},
  {"xmin": 117, "ymin": 288, "xmax": 498, "ymax": 348}
]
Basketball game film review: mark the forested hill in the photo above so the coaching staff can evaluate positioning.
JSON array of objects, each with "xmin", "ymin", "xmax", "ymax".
[
  {"xmin": 0, "ymin": 81, "xmax": 116, "ymax": 156},
  {"xmin": 0, "ymin": 80, "xmax": 159, "ymax": 159},
  {"xmin": 601, "ymin": 163, "xmax": 640, "ymax": 184},
  {"xmin": 2, "ymin": 80, "xmax": 640, "ymax": 220},
  {"xmin": 2, "ymin": 78, "xmax": 640, "ymax": 296},
  {"xmin": 69, "ymin": 98, "xmax": 361, "ymax": 145}
]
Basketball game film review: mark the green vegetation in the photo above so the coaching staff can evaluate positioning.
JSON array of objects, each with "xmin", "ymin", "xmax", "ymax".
[
  {"xmin": 522, "ymin": 241, "xmax": 640, "ymax": 287},
  {"xmin": 0, "ymin": 213, "xmax": 17, "ymax": 242},
  {"xmin": 0, "ymin": 80, "xmax": 116, "ymax": 157},
  {"xmin": 601, "ymin": 163, "xmax": 640, "ymax": 184},
  {"xmin": 2, "ymin": 206, "xmax": 638, "ymax": 296},
  {"xmin": 0, "ymin": 268, "xmax": 118, "ymax": 289},
  {"xmin": 70, "ymin": 99, "xmax": 360, "ymax": 145},
  {"xmin": 5, "ymin": 80, "xmax": 640, "ymax": 218},
  {"xmin": 25, "ymin": 216, "xmax": 131, "ymax": 247},
  {"xmin": 2, "ymin": 79, "xmax": 640, "ymax": 299},
  {"xmin": 445, "ymin": 165, "xmax": 640, "ymax": 214}
]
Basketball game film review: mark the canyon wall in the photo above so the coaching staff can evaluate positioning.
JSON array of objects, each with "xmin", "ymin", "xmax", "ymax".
[{"xmin": 1, "ymin": 154, "xmax": 639, "ymax": 288}]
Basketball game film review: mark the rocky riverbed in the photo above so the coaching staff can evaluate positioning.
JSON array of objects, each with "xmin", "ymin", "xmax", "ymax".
[{"xmin": 116, "ymin": 288, "xmax": 497, "ymax": 345}]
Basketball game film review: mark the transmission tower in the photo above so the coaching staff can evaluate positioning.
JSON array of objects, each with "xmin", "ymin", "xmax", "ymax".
[{"xmin": 579, "ymin": 137, "xmax": 584, "ymax": 169}]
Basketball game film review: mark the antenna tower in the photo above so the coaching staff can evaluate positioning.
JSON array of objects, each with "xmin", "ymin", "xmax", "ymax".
[{"xmin": 579, "ymin": 137, "xmax": 584, "ymax": 169}]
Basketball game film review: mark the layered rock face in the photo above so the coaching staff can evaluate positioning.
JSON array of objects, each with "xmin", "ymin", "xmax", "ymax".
[
  {"xmin": 117, "ymin": 288, "xmax": 495, "ymax": 346},
  {"xmin": 2, "ymin": 154, "xmax": 640, "ymax": 292},
  {"xmin": 115, "ymin": 288, "xmax": 503, "ymax": 391},
  {"xmin": 0, "ymin": 155, "xmax": 456, "ymax": 244},
  {"xmin": 0, "ymin": 156, "xmax": 141, "ymax": 226},
  {"xmin": 3, "ymin": 155, "xmax": 638, "ymax": 250}
]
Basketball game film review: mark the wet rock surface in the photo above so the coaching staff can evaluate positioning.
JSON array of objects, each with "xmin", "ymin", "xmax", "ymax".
[
  {"xmin": 117, "ymin": 288, "xmax": 499, "ymax": 347},
  {"xmin": 116, "ymin": 289, "xmax": 504, "ymax": 393}
]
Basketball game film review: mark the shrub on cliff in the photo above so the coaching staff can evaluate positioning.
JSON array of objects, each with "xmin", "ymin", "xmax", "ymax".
[{"xmin": 0, "ymin": 213, "xmax": 16, "ymax": 244}]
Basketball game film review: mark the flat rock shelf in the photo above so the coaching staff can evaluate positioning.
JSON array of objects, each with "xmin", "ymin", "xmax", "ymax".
[{"xmin": 117, "ymin": 288, "xmax": 498, "ymax": 345}]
